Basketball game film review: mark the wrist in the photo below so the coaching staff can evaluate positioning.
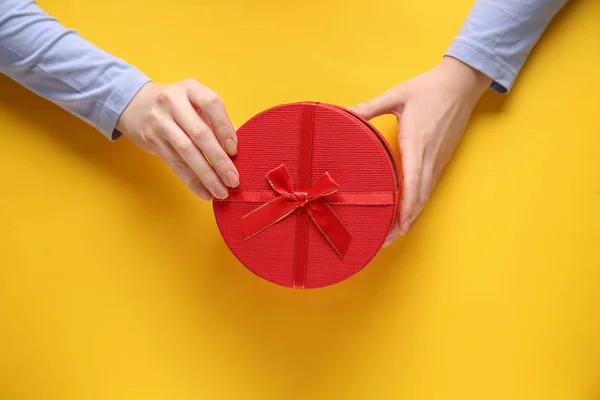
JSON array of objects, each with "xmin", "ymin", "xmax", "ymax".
[
  {"xmin": 437, "ymin": 56, "xmax": 492, "ymax": 101},
  {"xmin": 116, "ymin": 81, "xmax": 162, "ymax": 137}
]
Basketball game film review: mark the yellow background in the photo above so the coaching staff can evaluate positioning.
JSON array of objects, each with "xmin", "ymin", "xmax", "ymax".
[{"xmin": 1, "ymin": 0, "xmax": 599, "ymax": 399}]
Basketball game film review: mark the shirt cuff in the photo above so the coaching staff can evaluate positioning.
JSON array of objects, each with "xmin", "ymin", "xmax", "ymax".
[
  {"xmin": 445, "ymin": 37, "xmax": 518, "ymax": 94},
  {"xmin": 95, "ymin": 68, "xmax": 151, "ymax": 141}
]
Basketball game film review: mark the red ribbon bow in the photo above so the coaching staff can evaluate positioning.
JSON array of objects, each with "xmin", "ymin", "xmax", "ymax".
[{"xmin": 242, "ymin": 164, "xmax": 351, "ymax": 257}]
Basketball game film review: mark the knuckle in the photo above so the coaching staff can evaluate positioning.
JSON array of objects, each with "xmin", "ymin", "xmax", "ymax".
[
  {"xmin": 406, "ymin": 172, "xmax": 421, "ymax": 186},
  {"xmin": 139, "ymin": 130, "xmax": 157, "ymax": 151},
  {"xmin": 178, "ymin": 171, "xmax": 197, "ymax": 190},
  {"xmin": 172, "ymin": 159, "xmax": 188, "ymax": 174},
  {"xmin": 179, "ymin": 173, "xmax": 194, "ymax": 187},
  {"xmin": 172, "ymin": 139, "xmax": 193, "ymax": 155},
  {"xmin": 147, "ymin": 108, "xmax": 161, "ymax": 124},
  {"xmin": 418, "ymin": 185, "xmax": 431, "ymax": 201},
  {"xmin": 211, "ymin": 156, "xmax": 230, "ymax": 170},
  {"xmin": 422, "ymin": 130, "xmax": 437, "ymax": 145},
  {"xmin": 200, "ymin": 169, "xmax": 217, "ymax": 186},
  {"xmin": 187, "ymin": 177, "xmax": 204, "ymax": 192},
  {"xmin": 215, "ymin": 121, "xmax": 233, "ymax": 135},
  {"xmin": 203, "ymin": 93, "xmax": 222, "ymax": 107},
  {"xmin": 400, "ymin": 135, "xmax": 424, "ymax": 152},
  {"xmin": 156, "ymin": 90, "xmax": 174, "ymax": 106},
  {"xmin": 189, "ymin": 126, "xmax": 211, "ymax": 142},
  {"xmin": 182, "ymin": 78, "xmax": 197, "ymax": 87}
]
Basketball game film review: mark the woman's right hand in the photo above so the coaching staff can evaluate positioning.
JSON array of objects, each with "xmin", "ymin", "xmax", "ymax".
[{"xmin": 116, "ymin": 79, "xmax": 239, "ymax": 201}]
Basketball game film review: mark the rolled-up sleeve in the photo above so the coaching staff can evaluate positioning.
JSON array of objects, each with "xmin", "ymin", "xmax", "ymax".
[
  {"xmin": 0, "ymin": 0, "xmax": 150, "ymax": 140},
  {"xmin": 445, "ymin": 0, "xmax": 568, "ymax": 93}
]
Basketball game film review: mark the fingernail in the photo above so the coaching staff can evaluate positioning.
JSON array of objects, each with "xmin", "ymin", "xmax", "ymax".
[
  {"xmin": 400, "ymin": 221, "xmax": 410, "ymax": 234},
  {"xmin": 224, "ymin": 139, "xmax": 237, "ymax": 156},
  {"xmin": 383, "ymin": 236, "xmax": 395, "ymax": 248},
  {"xmin": 213, "ymin": 182, "xmax": 228, "ymax": 199},
  {"xmin": 225, "ymin": 170, "xmax": 239, "ymax": 188}
]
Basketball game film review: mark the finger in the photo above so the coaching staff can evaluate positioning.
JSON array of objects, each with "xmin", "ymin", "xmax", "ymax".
[
  {"xmin": 412, "ymin": 151, "xmax": 436, "ymax": 224},
  {"xmin": 349, "ymin": 85, "xmax": 408, "ymax": 120},
  {"xmin": 398, "ymin": 118, "xmax": 424, "ymax": 235},
  {"xmin": 410, "ymin": 149, "xmax": 451, "ymax": 230},
  {"xmin": 162, "ymin": 118, "xmax": 229, "ymax": 200},
  {"xmin": 185, "ymin": 80, "xmax": 238, "ymax": 156},
  {"xmin": 155, "ymin": 138, "xmax": 213, "ymax": 201},
  {"xmin": 382, "ymin": 216, "xmax": 402, "ymax": 248},
  {"xmin": 169, "ymin": 95, "xmax": 240, "ymax": 189}
]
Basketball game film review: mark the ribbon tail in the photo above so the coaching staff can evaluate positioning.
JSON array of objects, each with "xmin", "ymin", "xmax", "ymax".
[
  {"xmin": 307, "ymin": 201, "xmax": 352, "ymax": 258},
  {"xmin": 241, "ymin": 196, "xmax": 299, "ymax": 240}
]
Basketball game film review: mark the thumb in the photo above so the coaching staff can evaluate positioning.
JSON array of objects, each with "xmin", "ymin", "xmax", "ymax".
[{"xmin": 349, "ymin": 84, "xmax": 407, "ymax": 120}]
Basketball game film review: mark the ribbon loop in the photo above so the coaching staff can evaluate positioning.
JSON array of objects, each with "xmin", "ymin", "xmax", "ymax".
[
  {"xmin": 266, "ymin": 165, "xmax": 295, "ymax": 195},
  {"xmin": 241, "ymin": 164, "xmax": 351, "ymax": 258},
  {"xmin": 306, "ymin": 172, "xmax": 340, "ymax": 200}
]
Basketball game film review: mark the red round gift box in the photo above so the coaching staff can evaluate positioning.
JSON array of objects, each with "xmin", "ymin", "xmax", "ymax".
[{"xmin": 213, "ymin": 102, "xmax": 401, "ymax": 289}]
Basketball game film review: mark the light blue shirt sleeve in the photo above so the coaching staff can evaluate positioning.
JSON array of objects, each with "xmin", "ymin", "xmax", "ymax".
[
  {"xmin": 445, "ymin": 0, "xmax": 568, "ymax": 94},
  {"xmin": 0, "ymin": 0, "xmax": 151, "ymax": 140}
]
